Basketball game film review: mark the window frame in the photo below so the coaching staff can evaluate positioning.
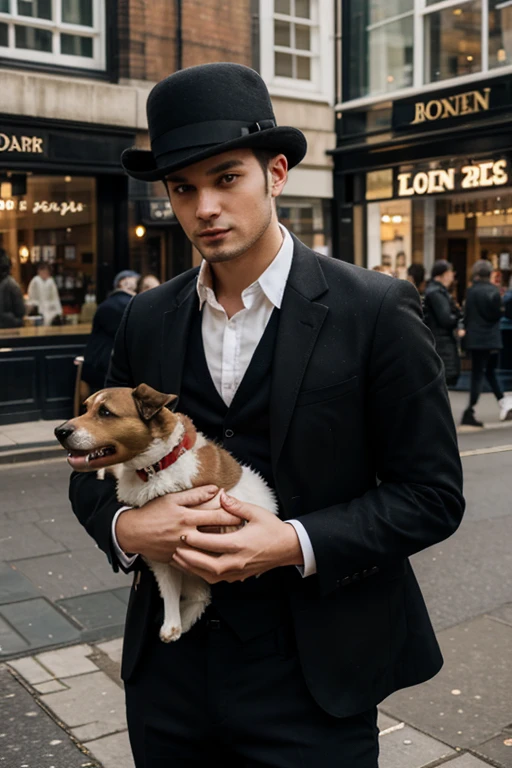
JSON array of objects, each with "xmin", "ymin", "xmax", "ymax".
[
  {"xmin": 337, "ymin": 0, "xmax": 512, "ymax": 109},
  {"xmin": 260, "ymin": 0, "xmax": 335, "ymax": 103},
  {"xmin": 0, "ymin": 0, "xmax": 106, "ymax": 71}
]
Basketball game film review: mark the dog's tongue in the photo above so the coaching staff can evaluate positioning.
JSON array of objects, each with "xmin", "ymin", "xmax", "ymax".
[{"xmin": 67, "ymin": 454, "xmax": 90, "ymax": 470}]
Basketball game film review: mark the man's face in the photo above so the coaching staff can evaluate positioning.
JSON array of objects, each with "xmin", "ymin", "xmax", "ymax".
[
  {"xmin": 165, "ymin": 149, "xmax": 285, "ymax": 264},
  {"xmin": 118, "ymin": 276, "xmax": 138, "ymax": 295},
  {"xmin": 443, "ymin": 269, "xmax": 455, "ymax": 289}
]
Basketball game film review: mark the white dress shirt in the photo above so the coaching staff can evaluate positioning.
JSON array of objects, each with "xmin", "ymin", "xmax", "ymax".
[{"xmin": 112, "ymin": 225, "xmax": 316, "ymax": 576}]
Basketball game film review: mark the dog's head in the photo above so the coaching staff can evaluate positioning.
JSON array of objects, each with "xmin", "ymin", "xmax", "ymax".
[{"xmin": 55, "ymin": 384, "xmax": 179, "ymax": 471}]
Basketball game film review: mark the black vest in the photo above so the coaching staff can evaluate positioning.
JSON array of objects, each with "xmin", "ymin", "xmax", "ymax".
[{"xmin": 178, "ymin": 305, "xmax": 296, "ymax": 640}]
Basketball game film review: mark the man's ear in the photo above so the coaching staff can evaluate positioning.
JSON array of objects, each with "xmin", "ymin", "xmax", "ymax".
[{"xmin": 132, "ymin": 384, "xmax": 178, "ymax": 422}]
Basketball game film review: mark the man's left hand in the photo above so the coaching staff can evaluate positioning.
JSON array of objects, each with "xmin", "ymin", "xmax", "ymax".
[{"xmin": 171, "ymin": 491, "xmax": 304, "ymax": 583}]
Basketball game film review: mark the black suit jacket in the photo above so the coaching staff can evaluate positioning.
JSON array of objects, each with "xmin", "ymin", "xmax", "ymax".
[{"xmin": 69, "ymin": 237, "xmax": 464, "ymax": 717}]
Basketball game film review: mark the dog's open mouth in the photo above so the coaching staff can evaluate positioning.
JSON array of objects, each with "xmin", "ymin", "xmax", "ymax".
[{"xmin": 67, "ymin": 445, "xmax": 117, "ymax": 470}]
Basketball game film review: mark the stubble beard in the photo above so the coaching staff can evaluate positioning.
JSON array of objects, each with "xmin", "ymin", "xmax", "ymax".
[{"xmin": 196, "ymin": 201, "xmax": 274, "ymax": 265}]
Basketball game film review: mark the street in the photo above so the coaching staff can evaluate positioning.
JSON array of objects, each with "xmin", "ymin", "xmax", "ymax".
[{"xmin": 0, "ymin": 392, "xmax": 511, "ymax": 767}]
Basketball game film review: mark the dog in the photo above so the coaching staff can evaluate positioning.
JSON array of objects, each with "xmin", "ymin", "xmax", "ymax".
[{"xmin": 55, "ymin": 383, "xmax": 277, "ymax": 641}]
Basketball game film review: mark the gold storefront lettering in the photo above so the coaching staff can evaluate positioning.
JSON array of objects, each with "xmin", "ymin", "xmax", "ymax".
[
  {"xmin": 411, "ymin": 88, "xmax": 491, "ymax": 124},
  {"xmin": 397, "ymin": 160, "xmax": 509, "ymax": 196},
  {"xmin": 0, "ymin": 133, "xmax": 44, "ymax": 153}
]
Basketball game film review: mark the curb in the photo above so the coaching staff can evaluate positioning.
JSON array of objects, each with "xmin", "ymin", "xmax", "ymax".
[{"xmin": 0, "ymin": 445, "xmax": 64, "ymax": 465}]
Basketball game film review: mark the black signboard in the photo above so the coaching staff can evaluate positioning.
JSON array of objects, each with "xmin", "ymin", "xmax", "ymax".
[{"xmin": 392, "ymin": 78, "xmax": 512, "ymax": 132}]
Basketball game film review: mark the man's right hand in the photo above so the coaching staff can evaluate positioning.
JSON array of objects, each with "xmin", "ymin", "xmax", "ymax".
[{"xmin": 115, "ymin": 486, "xmax": 241, "ymax": 563}]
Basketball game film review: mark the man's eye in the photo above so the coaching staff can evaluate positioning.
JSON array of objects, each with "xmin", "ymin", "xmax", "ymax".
[
  {"xmin": 174, "ymin": 185, "xmax": 192, "ymax": 194},
  {"xmin": 222, "ymin": 174, "xmax": 238, "ymax": 184}
]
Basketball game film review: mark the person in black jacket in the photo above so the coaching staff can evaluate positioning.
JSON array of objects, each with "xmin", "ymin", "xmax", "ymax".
[
  {"xmin": 462, "ymin": 260, "xmax": 512, "ymax": 427},
  {"xmin": 0, "ymin": 249, "xmax": 25, "ymax": 329},
  {"xmin": 81, "ymin": 270, "xmax": 139, "ymax": 392},
  {"xmin": 66, "ymin": 64, "xmax": 464, "ymax": 768},
  {"xmin": 423, "ymin": 261, "xmax": 461, "ymax": 387}
]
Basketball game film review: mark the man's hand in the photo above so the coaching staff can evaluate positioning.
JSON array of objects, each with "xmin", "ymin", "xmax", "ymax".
[
  {"xmin": 171, "ymin": 491, "xmax": 304, "ymax": 583},
  {"xmin": 115, "ymin": 486, "xmax": 243, "ymax": 563}
]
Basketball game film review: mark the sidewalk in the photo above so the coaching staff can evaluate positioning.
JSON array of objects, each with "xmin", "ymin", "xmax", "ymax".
[{"xmin": 1, "ymin": 637, "xmax": 501, "ymax": 768}]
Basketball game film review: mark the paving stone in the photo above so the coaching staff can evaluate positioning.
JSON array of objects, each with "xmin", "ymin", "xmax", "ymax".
[
  {"xmin": 36, "ymin": 644, "xmax": 97, "ymax": 678},
  {"xmin": 8, "ymin": 656, "xmax": 54, "ymax": 684},
  {"xmin": 0, "ymin": 666, "xmax": 95, "ymax": 768},
  {"xmin": 113, "ymin": 586, "xmax": 131, "ymax": 605},
  {"xmin": 13, "ymin": 552, "xmax": 111, "ymax": 600},
  {"xmin": 85, "ymin": 730, "xmax": 135, "ymax": 768},
  {"xmin": 0, "ymin": 614, "xmax": 29, "ymax": 655},
  {"xmin": 36, "ymin": 516, "xmax": 99, "ymax": 551},
  {"xmin": 41, "ymin": 670, "xmax": 127, "ymax": 741},
  {"xmin": 0, "ymin": 598, "xmax": 81, "ymax": 649},
  {"xmin": 378, "ymin": 711, "xmax": 403, "ymax": 734},
  {"xmin": 34, "ymin": 679, "xmax": 68, "ymax": 694},
  {"xmin": 378, "ymin": 724, "xmax": 455, "ymax": 768},
  {"xmin": 57, "ymin": 591, "xmax": 128, "ymax": 631},
  {"xmin": 488, "ymin": 603, "xmax": 512, "ymax": 627},
  {"xmin": 383, "ymin": 615, "xmax": 512, "ymax": 749},
  {"xmin": 71, "ymin": 547, "xmax": 131, "ymax": 590},
  {"xmin": 96, "ymin": 637, "xmax": 124, "ymax": 666},
  {"xmin": 0, "ymin": 521, "xmax": 66, "ymax": 560},
  {"xmin": 473, "ymin": 732, "xmax": 512, "ymax": 768},
  {"xmin": 447, "ymin": 754, "xmax": 499, "ymax": 766},
  {"xmin": 0, "ymin": 562, "xmax": 40, "ymax": 604}
]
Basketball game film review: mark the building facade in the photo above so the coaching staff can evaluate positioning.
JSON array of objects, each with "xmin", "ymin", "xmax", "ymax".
[
  {"xmin": 333, "ymin": 0, "xmax": 512, "ymax": 300},
  {"xmin": 0, "ymin": 0, "xmax": 335, "ymax": 423}
]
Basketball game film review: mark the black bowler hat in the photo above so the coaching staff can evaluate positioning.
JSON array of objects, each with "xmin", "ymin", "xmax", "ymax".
[{"xmin": 121, "ymin": 63, "xmax": 307, "ymax": 181}]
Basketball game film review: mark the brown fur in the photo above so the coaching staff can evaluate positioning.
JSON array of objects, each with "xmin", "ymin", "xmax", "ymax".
[{"xmin": 194, "ymin": 443, "xmax": 243, "ymax": 490}]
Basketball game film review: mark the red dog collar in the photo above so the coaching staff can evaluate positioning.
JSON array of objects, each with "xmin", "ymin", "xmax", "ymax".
[{"xmin": 136, "ymin": 433, "xmax": 194, "ymax": 482}]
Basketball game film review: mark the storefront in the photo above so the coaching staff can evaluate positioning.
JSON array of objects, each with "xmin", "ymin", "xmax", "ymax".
[
  {"xmin": 332, "ymin": 73, "xmax": 512, "ymax": 300},
  {"xmin": 0, "ymin": 115, "xmax": 135, "ymax": 423}
]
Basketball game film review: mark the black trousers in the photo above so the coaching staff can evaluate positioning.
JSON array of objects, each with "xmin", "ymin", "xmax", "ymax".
[
  {"xmin": 125, "ymin": 612, "xmax": 379, "ymax": 767},
  {"xmin": 469, "ymin": 350, "xmax": 504, "ymax": 408}
]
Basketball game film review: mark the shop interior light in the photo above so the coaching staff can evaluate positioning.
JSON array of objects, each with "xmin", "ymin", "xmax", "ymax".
[
  {"xmin": 498, "ymin": 48, "xmax": 507, "ymax": 62},
  {"xmin": 391, "ymin": 215, "xmax": 402, "ymax": 223},
  {"xmin": 381, "ymin": 214, "xmax": 391, "ymax": 223},
  {"xmin": 0, "ymin": 181, "xmax": 12, "ymax": 198},
  {"xmin": 18, "ymin": 246, "xmax": 29, "ymax": 263},
  {"xmin": 467, "ymin": 55, "xmax": 474, "ymax": 62},
  {"xmin": 453, "ymin": 7, "xmax": 463, "ymax": 15},
  {"xmin": 467, "ymin": 212, "xmax": 474, "ymax": 218},
  {"xmin": 64, "ymin": 176, "xmax": 72, "ymax": 183},
  {"xmin": 386, "ymin": 75, "xmax": 394, "ymax": 83},
  {"xmin": 494, "ymin": 209, "xmax": 501, "ymax": 215},
  {"xmin": 135, "ymin": 225, "xmax": 146, "ymax": 238}
]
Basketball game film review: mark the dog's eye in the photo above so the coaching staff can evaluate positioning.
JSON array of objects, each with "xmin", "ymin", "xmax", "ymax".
[{"xmin": 98, "ymin": 405, "xmax": 115, "ymax": 417}]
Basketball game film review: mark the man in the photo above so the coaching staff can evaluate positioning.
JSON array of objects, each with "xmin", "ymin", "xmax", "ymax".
[
  {"xmin": 406, "ymin": 263, "xmax": 426, "ymax": 295},
  {"xmin": 423, "ymin": 260, "xmax": 462, "ymax": 388},
  {"xmin": 81, "ymin": 270, "xmax": 139, "ymax": 392},
  {"xmin": 69, "ymin": 63, "xmax": 464, "ymax": 767},
  {"xmin": 27, "ymin": 262, "xmax": 62, "ymax": 326}
]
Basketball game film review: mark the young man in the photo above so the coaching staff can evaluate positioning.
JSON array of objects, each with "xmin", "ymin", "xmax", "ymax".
[{"xmin": 69, "ymin": 63, "xmax": 464, "ymax": 767}]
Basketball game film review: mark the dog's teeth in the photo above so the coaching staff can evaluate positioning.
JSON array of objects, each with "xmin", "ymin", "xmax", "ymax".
[{"xmin": 85, "ymin": 454, "xmax": 90, "ymax": 464}]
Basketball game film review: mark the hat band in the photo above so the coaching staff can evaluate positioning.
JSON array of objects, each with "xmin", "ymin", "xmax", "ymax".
[{"xmin": 151, "ymin": 119, "xmax": 276, "ymax": 162}]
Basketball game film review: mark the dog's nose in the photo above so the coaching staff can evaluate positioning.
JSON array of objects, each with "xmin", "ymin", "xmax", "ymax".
[{"xmin": 55, "ymin": 424, "xmax": 75, "ymax": 443}]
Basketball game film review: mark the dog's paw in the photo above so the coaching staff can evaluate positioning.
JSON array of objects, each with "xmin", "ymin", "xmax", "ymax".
[{"xmin": 159, "ymin": 624, "xmax": 182, "ymax": 643}]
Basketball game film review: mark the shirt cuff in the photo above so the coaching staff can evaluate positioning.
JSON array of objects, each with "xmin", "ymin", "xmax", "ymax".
[
  {"xmin": 285, "ymin": 519, "xmax": 317, "ymax": 577},
  {"xmin": 112, "ymin": 506, "xmax": 139, "ymax": 569}
]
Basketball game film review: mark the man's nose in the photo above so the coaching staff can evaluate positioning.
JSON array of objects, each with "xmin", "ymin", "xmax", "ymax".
[
  {"xmin": 196, "ymin": 189, "xmax": 221, "ymax": 220},
  {"xmin": 55, "ymin": 424, "xmax": 75, "ymax": 443}
]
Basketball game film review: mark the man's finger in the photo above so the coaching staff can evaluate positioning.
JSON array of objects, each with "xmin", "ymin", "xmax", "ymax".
[
  {"xmin": 184, "ymin": 529, "xmax": 240, "ymax": 553},
  {"xmin": 174, "ymin": 547, "xmax": 241, "ymax": 576},
  {"xmin": 167, "ymin": 486, "xmax": 218, "ymax": 507},
  {"xmin": 185, "ymin": 510, "xmax": 244, "ymax": 528},
  {"xmin": 220, "ymin": 492, "xmax": 254, "ymax": 521}
]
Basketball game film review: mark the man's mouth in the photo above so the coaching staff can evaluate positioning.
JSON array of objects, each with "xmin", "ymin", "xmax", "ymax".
[
  {"xmin": 199, "ymin": 228, "xmax": 230, "ymax": 242},
  {"xmin": 66, "ymin": 445, "xmax": 117, "ymax": 470}
]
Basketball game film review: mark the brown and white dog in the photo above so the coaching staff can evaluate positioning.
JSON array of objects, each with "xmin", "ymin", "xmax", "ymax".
[{"xmin": 55, "ymin": 384, "xmax": 277, "ymax": 641}]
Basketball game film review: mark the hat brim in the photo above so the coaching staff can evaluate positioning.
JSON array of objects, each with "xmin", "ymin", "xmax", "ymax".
[{"xmin": 121, "ymin": 126, "xmax": 307, "ymax": 181}]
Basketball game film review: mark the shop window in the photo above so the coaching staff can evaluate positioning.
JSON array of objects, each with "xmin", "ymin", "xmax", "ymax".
[
  {"xmin": 489, "ymin": 0, "xmax": 512, "ymax": 69},
  {"xmin": 277, "ymin": 197, "xmax": 331, "ymax": 253},
  {"xmin": 367, "ymin": 199, "xmax": 411, "ymax": 275},
  {"xmin": 259, "ymin": 0, "xmax": 334, "ymax": 102},
  {"xmin": 0, "ymin": 0, "xmax": 106, "ymax": 70},
  {"xmin": 425, "ymin": 0, "xmax": 482, "ymax": 83},
  {"xmin": 0, "ymin": 174, "xmax": 97, "ymax": 335}
]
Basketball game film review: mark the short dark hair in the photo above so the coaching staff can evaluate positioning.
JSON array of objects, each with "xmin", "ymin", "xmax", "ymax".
[
  {"xmin": 407, "ymin": 263, "xmax": 425, "ymax": 288},
  {"xmin": 431, "ymin": 260, "xmax": 453, "ymax": 279}
]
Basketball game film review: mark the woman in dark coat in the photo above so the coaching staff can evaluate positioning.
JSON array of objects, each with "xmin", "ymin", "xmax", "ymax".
[
  {"xmin": 0, "ymin": 248, "xmax": 25, "ymax": 329},
  {"xmin": 462, "ymin": 260, "xmax": 512, "ymax": 427},
  {"xmin": 424, "ymin": 260, "xmax": 461, "ymax": 387}
]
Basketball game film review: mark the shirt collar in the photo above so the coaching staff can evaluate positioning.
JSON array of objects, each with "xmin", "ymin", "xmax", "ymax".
[{"xmin": 196, "ymin": 225, "xmax": 294, "ymax": 310}]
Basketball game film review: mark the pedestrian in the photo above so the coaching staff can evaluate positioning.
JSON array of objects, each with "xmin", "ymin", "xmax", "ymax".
[
  {"xmin": 372, "ymin": 264, "xmax": 393, "ymax": 275},
  {"xmin": 407, "ymin": 263, "xmax": 426, "ymax": 295},
  {"xmin": 81, "ymin": 269, "xmax": 139, "ymax": 393},
  {"xmin": 461, "ymin": 259, "xmax": 512, "ymax": 427},
  {"xmin": 0, "ymin": 248, "xmax": 25, "ymax": 329},
  {"xmin": 69, "ymin": 63, "xmax": 464, "ymax": 768},
  {"xmin": 137, "ymin": 273, "xmax": 161, "ymax": 293},
  {"xmin": 423, "ymin": 260, "xmax": 462, "ymax": 387},
  {"xmin": 27, "ymin": 263, "xmax": 62, "ymax": 326}
]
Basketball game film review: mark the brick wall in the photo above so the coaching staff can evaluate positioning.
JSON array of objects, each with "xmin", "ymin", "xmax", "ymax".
[{"xmin": 118, "ymin": 0, "xmax": 251, "ymax": 83}]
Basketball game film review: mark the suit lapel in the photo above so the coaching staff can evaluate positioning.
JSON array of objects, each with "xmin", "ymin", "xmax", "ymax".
[
  {"xmin": 270, "ymin": 238, "xmax": 329, "ymax": 473},
  {"xmin": 160, "ymin": 279, "xmax": 198, "ymax": 397}
]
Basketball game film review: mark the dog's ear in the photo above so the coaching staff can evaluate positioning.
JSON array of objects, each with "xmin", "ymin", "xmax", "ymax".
[{"xmin": 131, "ymin": 384, "xmax": 178, "ymax": 422}]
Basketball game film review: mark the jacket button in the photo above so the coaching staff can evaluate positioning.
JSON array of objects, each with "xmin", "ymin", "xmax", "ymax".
[
  {"xmin": 224, "ymin": 429, "xmax": 234, "ymax": 438},
  {"xmin": 341, "ymin": 576, "xmax": 352, "ymax": 586},
  {"xmin": 352, "ymin": 572, "xmax": 361, "ymax": 581}
]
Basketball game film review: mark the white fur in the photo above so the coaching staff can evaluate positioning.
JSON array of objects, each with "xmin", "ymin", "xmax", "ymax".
[{"xmin": 112, "ymin": 427, "xmax": 277, "ymax": 642}]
